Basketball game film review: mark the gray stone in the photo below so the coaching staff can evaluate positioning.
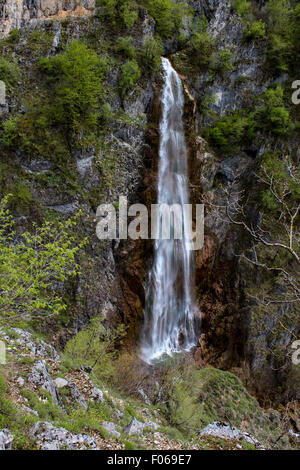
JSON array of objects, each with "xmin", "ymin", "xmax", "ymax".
[
  {"xmin": 28, "ymin": 361, "xmax": 60, "ymax": 405},
  {"xmin": 54, "ymin": 378, "xmax": 69, "ymax": 389},
  {"xmin": 101, "ymin": 421, "xmax": 121, "ymax": 438},
  {"xmin": 16, "ymin": 377, "xmax": 25, "ymax": 387},
  {"xmin": 67, "ymin": 381, "xmax": 88, "ymax": 410},
  {"xmin": 0, "ymin": 429, "xmax": 13, "ymax": 450},
  {"xmin": 199, "ymin": 422, "xmax": 264, "ymax": 449},
  {"xmin": 29, "ymin": 422, "xmax": 98, "ymax": 450},
  {"xmin": 0, "ymin": 328, "xmax": 59, "ymax": 361},
  {"xmin": 90, "ymin": 387, "xmax": 104, "ymax": 403},
  {"xmin": 123, "ymin": 417, "xmax": 158, "ymax": 436}
]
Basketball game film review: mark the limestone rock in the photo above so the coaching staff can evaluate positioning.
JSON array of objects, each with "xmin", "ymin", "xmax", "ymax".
[
  {"xmin": 123, "ymin": 417, "xmax": 159, "ymax": 436},
  {"xmin": 0, "ymin": 429, "xmax": 13, "ymax": 450},
  {"xmin": 29, "ymin": 422, "xmax": 98, "ymax": 450},
  {"xmin": 0, "ymin": 328, "xmax": 59, "ymax": 360},
  {"xmin": 28, "ymin": 361, "xmax": 60, "ymax": 405},
  {"xmin": 90, "ymin": 387, "xmax": 104, "ymax": 403},
  {"xmin": 101, "ymin": 422, "xmax": 120, "ymax": 438},
  {"xmin": 54, "ymin": 378, "xmax": 68, "ymax": 389},
  {"xmin": 199, "ymin": 422, "xmax": 264, "ymax": 449},
  {"xmin": 67, "ymin": 381, "xmax": 88, "ymax": 410}
]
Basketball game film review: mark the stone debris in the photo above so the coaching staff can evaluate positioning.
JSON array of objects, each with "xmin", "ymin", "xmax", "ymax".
[{"xmin": 90, "ymin": 387, "xmax": 104, "ymax": 403}]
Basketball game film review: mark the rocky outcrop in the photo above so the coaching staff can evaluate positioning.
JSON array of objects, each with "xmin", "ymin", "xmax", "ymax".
[
  {"xmin": 0, "ymin": 0, "xmax": 96, "ymax": 38},
  {"xmin": 199, "ymin": 422, "xmax": 264, "ymax": 449},
  {"xmin": 28, "ymin": 361, "xmax": 61, "ymax": 405},
  {"xmin": 0, "ymin": 328, "xmax": 59, "ymax": 360},
  {"xmin": 29, "ymin": 421, "xmax": 98, "ymax": 450}
]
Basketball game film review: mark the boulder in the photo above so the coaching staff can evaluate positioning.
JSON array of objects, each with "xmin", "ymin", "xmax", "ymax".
[
  {"xmin": 123, "ymin": 417, "xmax": 159, "ymax": 436},
  {"xmin": 29, "ymin": 422, "xmax": 98, "ymax": 450},
  {"xmin": 0, "ymin": 429, "xmax": 13, "ymax": 450},
  {"xmin": 54, "ymin": 378, "xmax": 69, "ymax": 389},
  {"xmin": 28, "ymin": 361, "xmax": 60, "ymax": 405},
  {"xmin": 90, "ymin": 387, "xmax": 104, "ymax": 403},
  {"xmin": 100, "ymin": 422, "xmax": 120, "ymax": 438}
]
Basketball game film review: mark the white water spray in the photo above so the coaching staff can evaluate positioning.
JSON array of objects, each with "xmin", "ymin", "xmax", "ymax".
[{"xmin": 140, "ymin": 58, "xmax": 198, "ymax": 364}]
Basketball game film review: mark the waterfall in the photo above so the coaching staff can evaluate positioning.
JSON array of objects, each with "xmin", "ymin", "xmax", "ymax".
[{"xmin": 140, "ymin": 57, "xmax": 198, "ymax": 364}]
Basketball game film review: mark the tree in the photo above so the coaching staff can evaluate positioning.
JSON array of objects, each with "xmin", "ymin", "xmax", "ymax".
[
  {"xmin": 0, "ymin": 196, "xmax": 85, "ymax": 325},
  {"xmin": 62, "ymin": 316, "xmax": 126, "ymax": 381},
  {"xmin": 39, "ymin": 41, "xmax": 108, "ymax": 134},
  {"xmin": 210, "ymin": 154, "xmax": 300, "ymax": 307},
  {"xmin": 141, "ymin": 37, "xmax": 163, "ymax": 73},
  {"xmin": 119, "ymin": 60, "xmax": 141, "ymax": 95}
]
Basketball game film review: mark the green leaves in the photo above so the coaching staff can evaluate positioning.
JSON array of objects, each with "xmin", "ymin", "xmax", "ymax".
[
  {"xmin": 0, "ymin": 57, "xmax": 20, "ymax": 88},
  {"xmin": 119, "ymin": 60, "xmax": 141, "ymax": 95},
  {"xmin": 61, "ymin": 315, "xmax": 126, "ymax": 380},
  {"xmin": 39, "ymin": 41, "xmax": 108, "ymax": 134},
  {"xmin": 147, "ymin": 0, "xmax": 191, "ymax": 37},
  {"xmin": 0, "ymin": 198, "xmax": 86, "ymax": 325}
]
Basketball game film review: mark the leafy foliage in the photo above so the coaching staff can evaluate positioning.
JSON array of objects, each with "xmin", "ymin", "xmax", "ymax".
[
  {"xmin": 119, "ymin": 60, "xmax": 141, "ymax": 95},
  {"xmin": 116, "ymin": 36, "xmax": 136, "ymax": 59},
  {"xmin": 0, "ymin": 196, "xmax": 85, "ymax": 325},
  {"xmin": 140, "ymin": 36, "xmax": 163, "ymax": 73},
  {"xmin": 0, "ymin": 57, "xmax": 20, "ymax": 88},
  {"xmin": 98, "ymin": 0, "xmax": 138, "ymax": 30},
  {"xmin": 188, "ymin": 31, "xmax": 216, "ymax": 69},
  {"xmin": 205, "ymin": 111, "xmax": 256, "ymax": 156},
  {"xmin": 255, "ymin": 85, "xmax": 294, "ymax": 136},
  {"xmin": 38, "ymin": 41, "xmax": 108, "ymax": 134},
  {"xmin": 146, "ymin": 0, "xmax": 191, "ymax": 37},
  {"xmin": 61, "ymin": 316, "xmax": 126, "ymax": 381}
]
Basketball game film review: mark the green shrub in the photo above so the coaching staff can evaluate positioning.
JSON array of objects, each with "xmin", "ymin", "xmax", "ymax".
[
  {"xmin": 0, "ymin": 57, "xmax": 20, "ymax": 87},
  {"xmin": 8, "ymin": 182, "xmax": 32, "ymax": 214},
  {"xmin": 0, "ymin": 197, "xmax": 85, "ymax": 324},
  {"xmin": 98, "ymin": 0, "xmax": 138, "ymax": 30},
  {"xmin": 61, "ymin": 316, "xmax": 126, "ymax": 381},
  {"xmin": 211, "ymin": 49, "xmax": 235, "ymax": 74},
  {"xmin": 232, "ymin": 0, "xmax": 251, "ymax": 18},
  {"xmin": 0, "ymin": 374, "xmax": 36, "ymax": 449},
  {"xmin": 120, "ymin": 1, "xmax": 138, "ymax": 29},
  {"xmin": 260, "ymin": 151, "xmax": 300, "ymax": 211},
  {"xmin": 255, "ymin": 85, "xmax": 294, "ymax": 136},
  {"xmin": 119, "ymin": 60, "xmax": 141, "ymax": 95},
  {"xmin": 147, "ymin": 0, "xmax": 191, "ymax": 37},
  {"xmin": 8, "ymin": 29, "xmax": 19, "ymax": 42},
  {"xmin": 163, "ymin": 366, "xmax": 284, "ymax": 445},
  {"xmin": 205, "ymin": 111, "xmax": 256, "ymax": 156},
  {"xmin": 116, "ymin": 36, "xmax": 136, "ymax": 59},
  {"xmin": 39, "ymin": 41, "xmax": 108, "ymax": 133},
  {"xmin": 245, "ymin": 20, "xmax": 266, "ymax": 40},
  {"xmin": 265, "ymin": 0, "xmax": 299, "ymax": 73},
  {"xmin": 189, "ymin": 31, "xmax": 216, "ymax": 69},
  {"xmin": 141, "ymin": 36, "xmax": 163, "ymax": 73}
]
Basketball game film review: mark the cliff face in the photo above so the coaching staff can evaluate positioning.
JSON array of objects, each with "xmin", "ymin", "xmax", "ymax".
[
  {"xmin": 0, "ymin": 0, "xmax": 299, "ymax": 407},
  {"xmin": 0, "ymin": 0, "xmax": 95, "ymax": 37}
]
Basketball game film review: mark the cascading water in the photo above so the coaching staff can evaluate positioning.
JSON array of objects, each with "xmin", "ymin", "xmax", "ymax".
[{"xmin": 140, "ymin": 57, "xmax": 198, "ymax": 364}]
